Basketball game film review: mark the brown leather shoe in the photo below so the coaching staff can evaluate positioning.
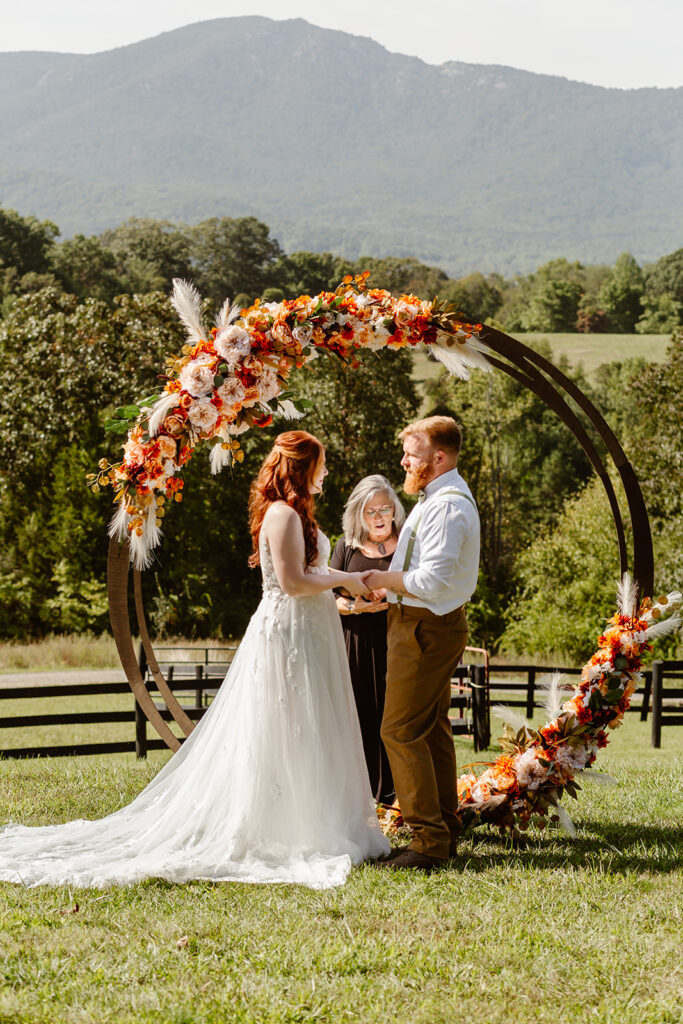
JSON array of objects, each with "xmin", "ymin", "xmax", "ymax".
[{"xmin": 378, "ymin": 848, "xmax": 446, "ymax": 873}]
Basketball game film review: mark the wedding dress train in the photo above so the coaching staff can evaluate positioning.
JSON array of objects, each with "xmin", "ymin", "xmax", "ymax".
[{"xmin": 0, "ymin": 532, "xmax": 389, "ymax": 889}]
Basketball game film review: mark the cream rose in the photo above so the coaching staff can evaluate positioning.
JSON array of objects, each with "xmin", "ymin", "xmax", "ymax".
[
  {"xmin": 272, "ymin": 320, "xmax": 293, "ymax": 346},
  {"xmin": 258, "ymin": 368, "xmax": 280, "ymax": 402},
  {"xmin": 179, "ymin": 356, "xmax": 215, "ymax": 398},
  {"xmin": 187, "ymin": 397, "xmax": 219, "ymax": 434},
  {"xmin": 215, "ymin": 325, "xmax": 251, "ymax": 364},
  {"xmin": 217, "ymin": 377, "xmax": 246, "ymax": 410},
  {"xmin": 292, "ymin": 322, "xmax": 313, "ymax": 346},
  {"xmin": 157, "ymin": 436, "xmax": 177, "ymax": 459},
  {"xmin": 242, "ymin": 354, "xmax": 265, "ymax": 377},
  {"xmin": 123, "ymin": 440, "xmax": 146, "ymax": 467}
]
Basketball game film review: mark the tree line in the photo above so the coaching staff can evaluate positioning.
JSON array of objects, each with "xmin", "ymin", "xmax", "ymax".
[
  {"xmin": 2, "ymin": 206, "xmax": 683, "ymax": 335},
  {"xmin": 0, "ymin": 205, "xmax": 681, "ymax": 660}
]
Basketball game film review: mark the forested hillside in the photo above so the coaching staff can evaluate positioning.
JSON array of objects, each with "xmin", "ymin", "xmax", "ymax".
[{"xmin": 1, "ymin": 17, "xmax": 681, "ymax": 276}]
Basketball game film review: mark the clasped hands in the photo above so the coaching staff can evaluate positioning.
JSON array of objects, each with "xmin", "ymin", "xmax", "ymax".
[{"xmin": 339, "ymin": 570, "xmax": 391, "ymax": 615}]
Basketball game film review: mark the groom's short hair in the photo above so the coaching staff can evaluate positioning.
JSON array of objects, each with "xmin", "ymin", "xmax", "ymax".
[{"xmin": 400, "ymin": 415, "xmax": 462, "ymax": 456}]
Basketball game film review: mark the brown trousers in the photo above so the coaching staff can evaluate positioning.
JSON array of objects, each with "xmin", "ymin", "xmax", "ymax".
[{"xmin": 381, "ymin": 603, "xmax": 468, "ymax": 858}]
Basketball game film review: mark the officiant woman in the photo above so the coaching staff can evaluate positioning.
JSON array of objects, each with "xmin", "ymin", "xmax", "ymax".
[{"xmin": 330, "ymin": 475, "xmax": 405, "ymax": 804}]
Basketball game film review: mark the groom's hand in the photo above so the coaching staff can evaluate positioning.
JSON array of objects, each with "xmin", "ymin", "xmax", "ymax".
[
  {"xmin": 361, "ymin": 569, "xmax": 384, "ymax": 590},
  {"xmin": 361, "ymin": 570, "xmax": 413, "ymax": 598}
]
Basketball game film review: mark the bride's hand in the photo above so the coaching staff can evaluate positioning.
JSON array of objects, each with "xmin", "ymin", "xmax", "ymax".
[{"xmin": 344, "ymin": 572, "xmax": 371, "ymax": 597}]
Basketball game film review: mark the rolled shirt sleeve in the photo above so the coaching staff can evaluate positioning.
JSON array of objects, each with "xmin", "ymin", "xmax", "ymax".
[{"xmin": 403, "ymin": 502, "xmax": 469, "ymax": 603}]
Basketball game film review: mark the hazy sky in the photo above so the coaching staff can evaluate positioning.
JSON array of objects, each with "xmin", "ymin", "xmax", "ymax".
[{"xmin": 3, "ymin": 0, "xmax": 681, "ymax": 90}]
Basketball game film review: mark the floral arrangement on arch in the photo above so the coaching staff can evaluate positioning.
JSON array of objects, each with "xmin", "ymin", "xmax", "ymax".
[
  {"xmin": 91, "ymin": 275, "xmax": 486, "ymax": 569},
  {"xmin": 457, "ymin": 577, "xmax": 680, "ymax": 835},
  {"xmin": 377, "ymin": 578, "xmax": 681, "ymax": 838}
]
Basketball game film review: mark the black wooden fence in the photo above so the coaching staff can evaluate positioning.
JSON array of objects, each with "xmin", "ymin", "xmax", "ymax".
[
  {"xmin": 0, "ymin": 653, "xmax": 673, "ymax": 759},
  {"xmin": 650, "ymin": 660, "xmax": 683, "ymax": 747}
]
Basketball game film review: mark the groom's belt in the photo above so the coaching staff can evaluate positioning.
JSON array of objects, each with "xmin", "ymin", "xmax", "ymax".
[{"xmin": 389, "ymin": 602, "xmax": 465, "ymax": 625}]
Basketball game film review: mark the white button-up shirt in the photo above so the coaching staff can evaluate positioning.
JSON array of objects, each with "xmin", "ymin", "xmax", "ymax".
[{"xmin": 387, "ymin": 468, "xmax": 480, "ymax": 615}]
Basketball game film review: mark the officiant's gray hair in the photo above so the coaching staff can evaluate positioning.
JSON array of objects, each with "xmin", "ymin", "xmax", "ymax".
[{"xmin": 343, "ymin": 475, "xmax": 405, "ymax": 550}]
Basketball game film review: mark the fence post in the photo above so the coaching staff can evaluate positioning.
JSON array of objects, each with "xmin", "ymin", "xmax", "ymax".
[
  {"xmin": 135, "ymin": 641, "xmax": 148, "ymax": 759},
  {"xmin": 195, "ymin": 664, "xmax": 204, "ymax": 708},
  {"xmin": 526, "ymin": 668, "xmax": 536, "ymax": 721},
  {"xmin": 640, "ymin": 670, "xmax": 652, "ymax": 722},
  {"xmin": 651, "ymin": 661, "xmax": 663, "ymax": 748},
  {"xmin": 472, "ymin": 663, "xmax": 490, "ymax": 750}
]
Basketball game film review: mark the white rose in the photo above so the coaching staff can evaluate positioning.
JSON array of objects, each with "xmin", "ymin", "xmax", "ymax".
[
  {"xmin": 258, "ymin": 368, "xmax": 280, "ymax": 402},
  {"xmin": 187, "ymin": 397, "xmax": 219, "ymax": 435},
  {"xmin": 217, "ymin": 377, "xmax": 246, "ymax": 410},
  {"xmin": 292, "ymin": 322, "xmax": 313, "ymax": 345},
  {"xmin": 179, "ymin": 358, "xmax": 215, "ymax": 397},
  {"xmin": 215, "ymin": 325, "xmax": 251, "ymax": 364}
]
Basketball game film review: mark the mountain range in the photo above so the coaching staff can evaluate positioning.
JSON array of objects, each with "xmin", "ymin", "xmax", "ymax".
[{"xmin": 1, "ymin": 17, "xmax": 681, "ymax": 276}]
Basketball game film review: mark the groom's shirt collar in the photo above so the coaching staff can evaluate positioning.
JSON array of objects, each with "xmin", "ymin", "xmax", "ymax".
[{"xmin": 423, "ymin": 466, "xmax": 462, "ymax": 499}]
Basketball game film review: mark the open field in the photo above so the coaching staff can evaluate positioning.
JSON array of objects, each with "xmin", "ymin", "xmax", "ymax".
[
  {"xmin": 412, "ymin": 332, "xmax": 670, "ymax": 385},
  {"xmin": 0, "ymin": 717, "xmax": 681, "ymax": 1024},
  {"xmin": 0, "ymin": 635, "xmax": 242, "ymax": 675}
]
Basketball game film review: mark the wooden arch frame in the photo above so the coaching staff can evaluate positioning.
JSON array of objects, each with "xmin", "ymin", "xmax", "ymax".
[{"xmin": 108, "ymin": 325, "xmax": 654, "ymax": 750}]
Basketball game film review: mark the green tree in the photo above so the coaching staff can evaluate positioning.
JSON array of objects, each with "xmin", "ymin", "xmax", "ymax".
[
  {"xmin": 636, "ymin": 293, "xmax": 683, "ymax": 334},
  {"xmin": 425, "ymin": 343, "xmax": 593, "ymax": 647},
  {"xmin": 188, "ymin": 217, "xmax": 283, "ymax": 307},
  {"xmin": 501, "ymin": 477, "xmax": 622, "ymax": 662},
  {"xmin": 441, "ymin": 272, "xmax": 504, "ymax": 323},
  {"xmin": 271, "ymin": 251, "xmax": 353, "ymax": 297},
  {"xmin": 598, "ymin": 253, "xmax": 644, "ymax": 332},
  {"xmin": 99, "ymin": 218, "xmax": 193, "ymax": 294},
  {"xmin": 644, "ymin": 248, "xmax": 683, "ymax": 304},
  {"xmin": 287, "ymin": 349, "xmax": 420, "ymax": 536},
  {"xmin": 0, "ymin": 206, "xmax": 59, "ymax": 278},
  {"xmin": 352, "ymin": 257, "xmax": 448, "ymax": 299},
  {"xmin": 52, "ymin": 235, "xmax": 124, "ymax": 303}
]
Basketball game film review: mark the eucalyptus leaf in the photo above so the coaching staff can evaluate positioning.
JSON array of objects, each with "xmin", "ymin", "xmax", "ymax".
[{"xmin": 114, "ymin": 405, "xmax": 141, "ymax": 420}]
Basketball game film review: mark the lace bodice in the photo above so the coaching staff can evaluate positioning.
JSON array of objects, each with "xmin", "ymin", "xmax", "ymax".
[{"xmin": 260, "ymin": 529, "xmax": 331, "ymax": 595}]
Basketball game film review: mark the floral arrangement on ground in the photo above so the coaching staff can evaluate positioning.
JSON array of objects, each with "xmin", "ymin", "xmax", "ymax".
[
  {"xmin": 90, "ymin": 276, "xmax": 486, "ymax": 569},
  {"xmin": 379, "ymin": 576, "xmax": 680, "ymax": 837}
]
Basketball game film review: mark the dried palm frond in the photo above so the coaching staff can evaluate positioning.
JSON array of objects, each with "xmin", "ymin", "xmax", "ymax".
[
  {"xmin": 539, "ymin": 672, "xmax": 572, "ymax": 720},
  {"xmin": 617, "ymin": 572, "xmax": 638, "ymax": 617},
  {"xmin": 430, "ymin": 331, "xmax": 491, "ymax": 380},
  {"xmin": 492, "ymin": 704, "xmax": 531, "ymax": 731},
  {"xmin": 148, "ymin": 392, "xmax": 181, "ymax": 437},
  {"xmin": 170, "ymin": 278, "xmax": 206, "ymax": 344}
]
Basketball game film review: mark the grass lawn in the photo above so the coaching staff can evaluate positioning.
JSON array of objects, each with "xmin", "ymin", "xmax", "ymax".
[{"xmin": 0, "ymin": 716, "xmax": 681, "ymax": 1024}]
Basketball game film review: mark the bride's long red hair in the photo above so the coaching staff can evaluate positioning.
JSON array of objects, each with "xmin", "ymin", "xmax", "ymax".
[{"xmin": 248, "ymin": 430, "xmax": 324, "ymax": 568}]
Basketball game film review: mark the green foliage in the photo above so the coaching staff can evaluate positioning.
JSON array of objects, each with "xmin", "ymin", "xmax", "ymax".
[
  {"xmin": 287, "ymin": 349, "xmax": 420, "ymax": 536},
  {"xmin": 501, "ymin": 477, "xmax": 621, "ymax": 662},
  {"xmin": 636, "ymin": 292, "xmax": 683, "ymax": 334},
  {"xmin": 188, "ymin": 216, "xmax": 283, "ymax": 307},
  {"xmin": 425, "ymin": 344, "xmax": 592, "ymax": 648},
  {"xmin": 0, "ymin": 205, "xmax": 58, "ymax": 278},
  {"xmin": 440, "ymin": 272, "xmax": 504, "ymax": 323},
  {"xmin": 644, "ymin": 247, "xmax": 683, "ymax": 303},
  {"xmin": 598, "ymin": 253, "xmax": 645, "ymax": 332}
]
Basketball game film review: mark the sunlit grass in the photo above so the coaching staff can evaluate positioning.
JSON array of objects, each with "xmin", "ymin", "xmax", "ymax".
[{"xmin": 0, "ymin": 718, "xmax": 681, "ymax": 1023}]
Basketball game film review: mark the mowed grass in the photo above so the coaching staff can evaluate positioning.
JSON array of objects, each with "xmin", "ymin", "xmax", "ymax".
[
  {"xmin": 412, "ymin": 332, "xmax": 670, "ymax": 385},
  {"xmin": 0, "ymin": 718, "xmax": 681, "ymax": 1024}
]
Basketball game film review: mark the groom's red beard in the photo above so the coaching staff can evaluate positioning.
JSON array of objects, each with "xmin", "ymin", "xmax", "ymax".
[{"xmin": 403, "ymin": 458, "xmax": 436, "ymax": 495}]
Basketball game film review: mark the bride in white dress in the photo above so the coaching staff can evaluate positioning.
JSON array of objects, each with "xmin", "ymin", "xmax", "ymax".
[{"xmin": 0, "ymin": 431, "xmax": 390, "ymax": 889}]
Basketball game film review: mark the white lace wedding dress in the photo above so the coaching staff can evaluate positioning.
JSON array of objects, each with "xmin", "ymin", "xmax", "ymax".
[{"xmin": 0, "ymin": 531, "xmax": 389, "ymax": 889}]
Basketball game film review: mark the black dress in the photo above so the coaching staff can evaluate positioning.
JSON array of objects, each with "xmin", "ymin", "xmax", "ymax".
[{"xmin": 329, "ymin": 537, "xmax": 395, "ymax": 804}]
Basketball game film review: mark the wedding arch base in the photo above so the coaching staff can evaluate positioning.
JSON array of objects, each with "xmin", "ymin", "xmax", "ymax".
[{"xmin": 101, "ymin": 276, "xmax": 680, "ymax": 835}]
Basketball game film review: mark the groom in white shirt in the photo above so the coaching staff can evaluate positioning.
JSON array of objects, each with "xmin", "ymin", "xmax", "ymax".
[{"xmin": 363, "ymin": 415, "xmax": 480, "ymax": 872}]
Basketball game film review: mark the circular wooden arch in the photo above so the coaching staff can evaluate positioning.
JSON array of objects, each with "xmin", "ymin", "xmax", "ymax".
[{"xmin": 109, "ymin": 326, "xmax": 654, "ymax": 750}]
